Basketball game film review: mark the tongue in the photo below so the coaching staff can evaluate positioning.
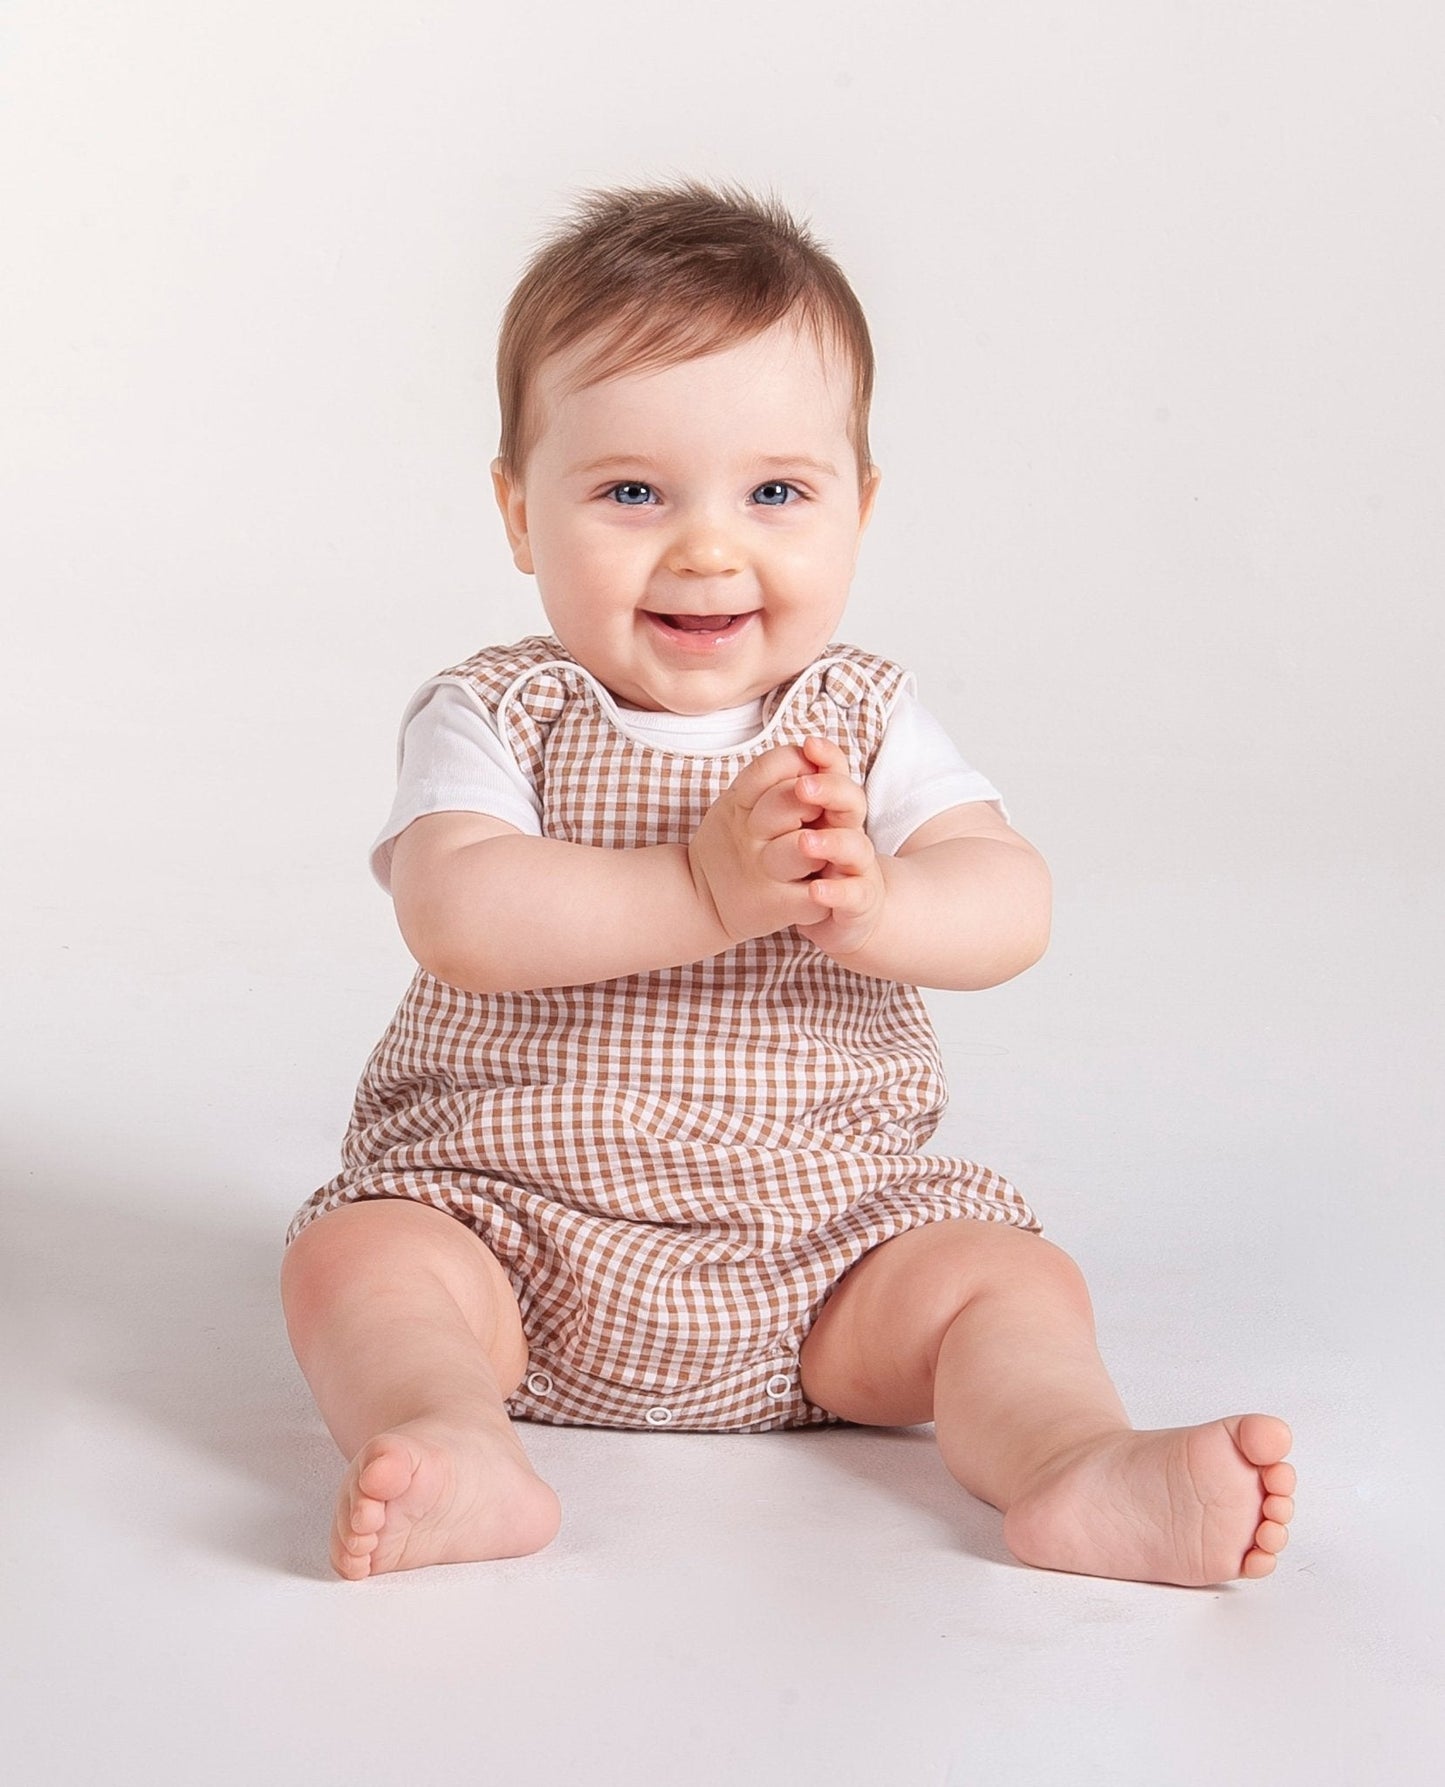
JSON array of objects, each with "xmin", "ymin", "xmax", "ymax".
[{"xmin": 666, "ymin": 614, "xmax": 734, "ymax": 633}]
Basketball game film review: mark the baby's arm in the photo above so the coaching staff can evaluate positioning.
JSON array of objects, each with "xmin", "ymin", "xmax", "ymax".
[
  {"xmin": 390, "ymin": 745, "xmax": 827, "ymax": 993},
  {"xmin": 793, "ymin": 738, "xmax": 1052, "ymax": 991}
]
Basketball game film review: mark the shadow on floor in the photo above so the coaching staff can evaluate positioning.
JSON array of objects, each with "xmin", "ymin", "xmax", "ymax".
[
  {"xmin": 3, "ymin": 1175, "xmax": 1022, "ymax": 1581},
  {"xmin": 3, "ymin": 1173, "xmax": 336, "ymax": 1572},
  {"xmin": 780, "ymin": 1423, "xmax": 1019, "ymax": 1568}
]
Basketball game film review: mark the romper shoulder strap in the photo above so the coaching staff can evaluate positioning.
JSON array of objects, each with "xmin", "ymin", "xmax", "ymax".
[
  {"xmin": 429, "ymin": 635, "xmax": 604, "ymax": 788},
  {"xmin": 762, "ymin": 643, "xmax": 914, "ymax": 776},
  {"xmin": 814, "ymin": 643, "xmax": 912, "ymax": 713},
  {"xmin": 433, "ymin": 634, "xmax": 571, "ymax": 702}
]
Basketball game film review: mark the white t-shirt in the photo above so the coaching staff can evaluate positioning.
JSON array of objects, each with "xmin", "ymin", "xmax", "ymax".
[{"xmin": 371, "ymin": 674, "xmax": 1006, "ymax": 889}]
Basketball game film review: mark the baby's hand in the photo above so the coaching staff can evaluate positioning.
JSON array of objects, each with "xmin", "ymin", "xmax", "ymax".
[
  {"xmin": 688, "ymin": 743, "xmax": 834, "ymax": 944},
  {"xmin": 789, "ymin": 737, "xmax": 888, "ymax": 959}
]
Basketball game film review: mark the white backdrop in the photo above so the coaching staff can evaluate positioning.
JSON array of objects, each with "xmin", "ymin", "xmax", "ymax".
[
  {"xmin": 3, "ymin": 5, "xmax": 1441, "ymax": 1783},
  {"xmin": 4, "ymin": 0, "xmax": 1438, "ymax": 1261}
]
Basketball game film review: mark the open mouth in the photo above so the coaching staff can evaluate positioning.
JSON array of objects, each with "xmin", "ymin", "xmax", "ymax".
[{"xmin": 647, "ymin": 612, "xmax": 753, "ymax": 637}]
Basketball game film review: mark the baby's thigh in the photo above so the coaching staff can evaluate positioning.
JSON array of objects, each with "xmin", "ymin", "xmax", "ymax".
[{"xmin": 799, "ymin": 1221, "xmax": 1072, "ymax": 1425}]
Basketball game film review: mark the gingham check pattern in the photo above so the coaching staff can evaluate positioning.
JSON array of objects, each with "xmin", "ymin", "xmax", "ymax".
[{"xmin": 288, "ymin": 636, "xmax": 1039, "ymax": 1431}]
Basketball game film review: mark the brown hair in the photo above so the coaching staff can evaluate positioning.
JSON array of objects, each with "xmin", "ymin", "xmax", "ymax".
[{"xmin": 495, "ymin": 180, "xmax": 875, "ymax": 480}]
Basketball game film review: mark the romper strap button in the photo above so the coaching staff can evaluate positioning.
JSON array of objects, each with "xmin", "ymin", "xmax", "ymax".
[
  {"xmin": 764, "ymin": 1373, "xmax": 793, "ymax": 1400},
  {"xmin": 644, "ymin": 1407, "xmax": 674, "ymax": 1427},
  {"xmin": 526, "ymin": 1371, "xmax": 553, "ymax": 1396}
]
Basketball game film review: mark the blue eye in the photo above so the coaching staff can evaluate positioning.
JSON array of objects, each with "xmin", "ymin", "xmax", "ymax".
[
  {"xmin": 751, "ymin": 482, "xmax": 796, "ymax": 506},
  {"xmin": 609, "ymin": 482, "xmax": 655, "ymax": 505}
]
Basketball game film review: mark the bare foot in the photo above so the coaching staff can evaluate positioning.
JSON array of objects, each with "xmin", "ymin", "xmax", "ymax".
[
  {"xmin": 1001, "ymin": 1413, "xmax": 1295, "ymax": 1587},
  {"xmin": 330, "ymin": 1418, "xmax": 562, "ymax": 1580}
]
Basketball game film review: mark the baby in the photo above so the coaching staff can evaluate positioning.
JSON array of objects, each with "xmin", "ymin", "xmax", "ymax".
[{"xmin": 281, "ymin": 181, "xmax": 1295, "ymax": 1586}]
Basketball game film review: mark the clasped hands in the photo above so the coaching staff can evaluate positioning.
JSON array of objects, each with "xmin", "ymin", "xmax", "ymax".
[{"xmin": 686, "ymin": 737, "xmax": 885, "ymax": 959}]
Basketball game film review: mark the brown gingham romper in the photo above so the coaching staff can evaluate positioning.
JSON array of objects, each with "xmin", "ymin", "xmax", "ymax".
[{"xmin": 287, "ymin": 635, "xmax": 1041, "ymax": 1432}]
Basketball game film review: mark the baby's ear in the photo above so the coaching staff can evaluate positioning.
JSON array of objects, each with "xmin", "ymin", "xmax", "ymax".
[
  {"xmin": 491, "ymin": 458, "xmax": 535, "ymax": 574},
  {"xmin": 857, "ymin": 464, "xmax": 882, "ymax": 533}
]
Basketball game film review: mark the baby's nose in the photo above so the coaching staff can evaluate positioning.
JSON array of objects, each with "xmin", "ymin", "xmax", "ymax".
[{"xmin": 666, "ymin": 514, "xmax": 744, "ymax": 575}]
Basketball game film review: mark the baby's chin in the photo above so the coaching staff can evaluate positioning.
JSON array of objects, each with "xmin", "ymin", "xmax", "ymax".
[
  {"xmin": 612, "ymin": 686, "xmax": 748, "ymax": 716},
  {"xmin": 600, "ymin": 660, "xmax": 780, "ymax": 716},
  {"xmin": 614, "ymin": 673, "xmax": 781, "ymax": 716}
]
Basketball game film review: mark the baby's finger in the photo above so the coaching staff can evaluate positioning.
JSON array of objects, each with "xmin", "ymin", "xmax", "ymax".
[
  {"xmin": 727, "ymin": 744, "xmax": 815, "ymax": 810},
  {"xmin": 750, "ymin": 778, "xmax": 822, "ymax": 840},
  {"xmin": 806, "ymin": 872, "xmax": 869, "ymax": 911},
  {"xmin": 798, "ymin": 825, "xmax": 873, "ymax": 877},
  {"xmin": 795, "ymin": 769, "xmax": 865, "ymax": 829},
  {"xmin": 760, "ymin": 829, "xmax": 829, "ymax": 884},
  {"xmin": 801, "ymin": 736, "xmax": 850, "ymax": 773}
]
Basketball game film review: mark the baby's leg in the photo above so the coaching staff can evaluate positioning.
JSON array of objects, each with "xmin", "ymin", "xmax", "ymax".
[
  {"xmin": 280, "ymin": 1199, "xmax": 561, "ymax": 1579},
  {"xmin": 799, "ymin": 1222, "xmax": 1295, "ymax": 1587}
]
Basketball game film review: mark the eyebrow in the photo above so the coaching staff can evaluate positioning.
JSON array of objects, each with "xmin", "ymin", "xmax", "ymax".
[
  {"xmin": 568, "ymin": 454, "xmax": 842, "ymax": 479},
  {"xmin": 567, "ymin": 456, "xmax": 659, "ymax": 477}
]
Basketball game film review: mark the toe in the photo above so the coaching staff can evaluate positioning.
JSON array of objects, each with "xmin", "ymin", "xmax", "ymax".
[
  {"xmin": 356, "ymin": 1439, "xmax": 419, "ymax": 1503},
  {"xmin": 1262, "ymin": 1460, "xmax": 1296, "ymax": 1497},
  {"xmin": 331, "ymin": 1528, "xmax": 373, "ymax": 1580},
  {"xmin": 1236, "ymin": 1414, "xmax": 1292, "ymax": 1467},
  {"xmin": 347, "ymin": 1483, "xmax": 387, "ymax": 1535},
  {"xmin": 1254, "ymin": 1519, "xmax": 1290, "ymax": 1555},
  {"xmin": 1241, "ymin": 1549, "xmax": 1277, "ymax": 1579},
  {"xmin": 1262, "ymin": 1493, "xmax": 1294, "ymax": 1524}
]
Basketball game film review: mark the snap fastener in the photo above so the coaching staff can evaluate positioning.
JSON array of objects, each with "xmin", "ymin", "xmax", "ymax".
[
  {"xmin": 525, "ymin": 1371, "xmax": 553, "ymax": 1396},
  {"xmin": 764, "ymin": 1373, "xmax": 793, "ymax": 1400},
  {"xmin": 644, "ymin": 1406, "xmax": 674, "ymax": 1427}
]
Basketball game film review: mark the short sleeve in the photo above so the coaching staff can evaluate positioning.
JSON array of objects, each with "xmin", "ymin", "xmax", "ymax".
[
  {"xmin": 864, "ymin": 682, "xmax": 1008, "ymax": 856},
  {"xmin": 369, "ymin": 681, "xmax": 543, "ymax": 888}
]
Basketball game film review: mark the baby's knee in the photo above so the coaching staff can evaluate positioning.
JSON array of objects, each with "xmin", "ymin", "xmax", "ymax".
[
  {"xmin": 1021, "ymin": 1233, "xmax": 1096, "ymax": 1312},
  {"xmin": 281, "ymin": 1199, "xmax": 424, "ymax": 1313},
  {"xmin": 280, "ymin": 1205, "xmax": 358, "ymax": 1323},
  {"xmin": 936, "ymin": 1223, "xmax": 1095, "ymax": 1320},
  {"xmin": 880, "ymin": 1219, "xmax": 1088, "ymax": 1334}
]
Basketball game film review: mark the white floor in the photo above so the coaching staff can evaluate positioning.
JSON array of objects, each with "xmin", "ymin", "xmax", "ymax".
[{"xmin": 5, "ymin": 872, "xmax": 1440, "ymax": 1786}]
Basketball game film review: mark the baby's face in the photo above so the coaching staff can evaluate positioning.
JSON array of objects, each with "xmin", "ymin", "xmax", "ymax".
[{"xmin": 492, "ymin": 319, "xmax": 879, "ymax": 713}]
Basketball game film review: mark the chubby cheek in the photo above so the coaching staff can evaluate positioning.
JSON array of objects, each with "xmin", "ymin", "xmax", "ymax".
[
  {"xmin": 534, "ymin": 532, "xmax": 635, "ymax": 620},
  {"xmin": 565, "ymin": 525, "xmax": 648, "ymax": 597},
  {"xmin": 767, "ymin": 561, "xmax": 853, "ymax": 637},
  {"xmin": 775, "ymin": 528, "xmax": 856, "ymax": 595}
]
